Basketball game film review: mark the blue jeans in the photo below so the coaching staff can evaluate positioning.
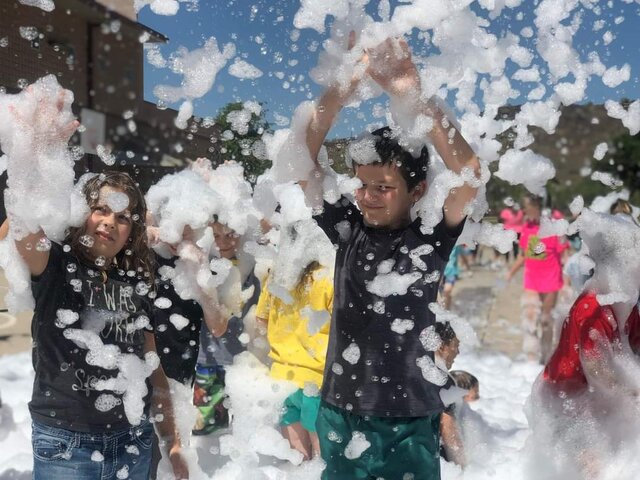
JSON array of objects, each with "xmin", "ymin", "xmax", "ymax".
[{"xmin": 32, "ymin": 420, "xmax": 154, "ymax": 480}]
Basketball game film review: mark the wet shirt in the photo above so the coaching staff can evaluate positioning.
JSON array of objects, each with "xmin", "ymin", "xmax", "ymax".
[
  {"xmin": 543, "ymin": 292, "xmax": 640, "ymax": 394},
  {"xmin": 154, "ymin": 255, "xmax": 204, "ymax": 386},
  {"xmin": 314, "ymin": 197, "xmax": 463, "ymax": 417},
  {"xmin": 29, "ymin": 243, "xmax": 154, "ymax": 432},
  {"xmin": 255, "ymin": 268, "xmax": 333, "ymax": 389},
  {"xmin": 519, "ymin": 220, "xmax": 568, "ymax": 293}
]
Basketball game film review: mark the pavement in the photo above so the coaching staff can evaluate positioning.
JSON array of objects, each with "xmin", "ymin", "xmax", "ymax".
[
  {"xmin": 0, "ymin": 271, "xmax": 32, "ymax": 356},
  {"xmin": 451, "ymin": 255, "xmax": 525, "ymax": 358},
  {"xmin": 0, "ymin": 250, "xmax": 525, "ymax": 359}
]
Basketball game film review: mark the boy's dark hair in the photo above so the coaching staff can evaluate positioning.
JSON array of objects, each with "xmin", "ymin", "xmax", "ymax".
[
  {"xmin": 449, "ymin": 370, "xmax": 478, "ymax": 390},
  {"xmin": 355, "ymin": 126, "xmax": 429, "ymax": 191},
  {"xmin": 434, "ymin": 321, "xmax": 457, "ymax": 345}
]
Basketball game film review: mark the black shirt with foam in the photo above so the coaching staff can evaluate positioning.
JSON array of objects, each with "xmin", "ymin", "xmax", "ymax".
[
  {"xmin": 29, "ymin": 243, "xmax": 154, "ymax": 432},
  {"xmin": 314, "ymin": 197, "xmax": 463, "ymax": 417},
  {"xmin": 153, "ymin": 255, "xmax": 204, "ymax": 386}
]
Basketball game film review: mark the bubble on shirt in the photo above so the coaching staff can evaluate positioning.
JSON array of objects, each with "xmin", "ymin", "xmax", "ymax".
[
  {"xmin": 55, "ymin": 308, "xmax": 79, "ymax": 328},
  {"xmin": 169, "ymin": 313, "xmax": 190, "ymax": 331},
  {"xmin": 342, "ymin": 343, "xmax": 361, "ymax": 365},
  {"xmin": 391, "ymin": 319, "xmax": 415, "ymax": 334},
  {"xmin": 94, "ymin": 393, "xmax": 122, "ymax": 412},
  {"xmin": 154, "ymin": 297, "xmax": 172, "ymax": 309}
]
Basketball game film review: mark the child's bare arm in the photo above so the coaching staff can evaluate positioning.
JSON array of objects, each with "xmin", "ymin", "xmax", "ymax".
[
  {"xmin": 306, "ymin": 32, "xmax": 364, "ymax": 167},
  {"xmin": 1, "ymin": 219, "xmax": 50, "ymax": 276},
  {"xmin": 202, "ymin": 300, "xmax": 230, "ymax": 337},
  {"xmin": 4, "ymin": 87, "xmax": 79, "ymax": 276},
  {"xmin": 306, "ymin": 88, "xmax": 352, "ymax": 165},
  {"xmin": 506, "ymin": 252, "xmax": 525, "ymax": 282},
  {"xmin": 368, "ymin": 38, "xmax": 481, "ymax": 228},
  {"xmin": 440, "ymin": 411, "xmax": 467, "ymax": 467},
  {"xmin": 15, "ymin": 230, "xmax": 51, "ymax": 277}
]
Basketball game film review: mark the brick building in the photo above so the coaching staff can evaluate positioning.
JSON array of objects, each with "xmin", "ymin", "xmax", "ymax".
[{"xmin": 0, "ymin": 0, "xmax": 221, "ymax": 218}]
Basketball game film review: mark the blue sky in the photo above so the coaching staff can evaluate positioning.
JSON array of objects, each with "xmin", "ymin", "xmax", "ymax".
[{"xmin": 140, "ymin": 0, "xmax": 639, "ymax": 139}]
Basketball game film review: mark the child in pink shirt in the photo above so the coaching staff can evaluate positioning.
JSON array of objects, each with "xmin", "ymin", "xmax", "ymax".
[{"xmin": 507, "ymin": 195, "xmax": 568, "ymax": 363}]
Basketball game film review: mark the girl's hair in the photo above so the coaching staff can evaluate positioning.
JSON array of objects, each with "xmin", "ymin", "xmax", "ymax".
[
  {"xmin": 296, "ymin": 261, "xmax": 321, "ymax": 294},
  {"xmin": 66, "ymin": 171, "xmax": 154, "ymax": 282},
  {"xmin": 449, "ymin": 370, "xmax": 479, "ymax": 390},
  {"xmin": 610, "ymin": 199, "xmax": 633, "ymax": 216},
  {"xmin": 522, "ymin": 194, "xmax": 543, "ymax": 210}
]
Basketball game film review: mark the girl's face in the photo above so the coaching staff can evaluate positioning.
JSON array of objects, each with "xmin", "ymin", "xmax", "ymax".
[
  {"xmin": 85, "ymin": 186, "xmax": 133, "ymax": 263},
  {"xmin": 212, "ymin": 222, "xmax": 239, "ymax": 260},
  {"xmin": 523, "ymin": 198, "xmax": 541, "ymax": 221}
]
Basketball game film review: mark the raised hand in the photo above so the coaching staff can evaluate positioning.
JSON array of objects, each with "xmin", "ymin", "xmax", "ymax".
[
  {"xmin": 366, "ymin": 38, "xmax": 420, "ymax": 99},
  {"xmin": 8, "ymin": 81, "xmax": 79, "ymax": 151}
]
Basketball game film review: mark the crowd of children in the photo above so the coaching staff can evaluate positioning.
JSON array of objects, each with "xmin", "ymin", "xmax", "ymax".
[{"xmin": 2, "ymin": 30, "xmax": 638, "ymax": 480}]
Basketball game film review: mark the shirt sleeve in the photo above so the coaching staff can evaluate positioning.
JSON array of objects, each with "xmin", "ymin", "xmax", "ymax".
[
  {"xmin": 577, "ymin": 299, "xmax": 617, "ymax": 360},
  {"xmin": 255, "ymin": 281, "xmax": 272, "ymax": 321},
  {"xmin": 431, "ymin": 216, "xmax": 466, "ymax": 263},
  {"xmin": 31, "ymin": 241, "xmax": 64, "ymax": 288},
  {"xmin": 313, "ymin": 197, "xmax": 361, "ymax": 245}
]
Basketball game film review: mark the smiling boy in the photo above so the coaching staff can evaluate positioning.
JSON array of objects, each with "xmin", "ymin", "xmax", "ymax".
[{"xmin": 304, "ymin": 39, "xmax": 481, "ymax": 479}]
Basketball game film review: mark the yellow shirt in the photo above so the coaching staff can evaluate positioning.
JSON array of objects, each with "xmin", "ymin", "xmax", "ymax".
[{"xmin": 255, "ymin": 268, "xmax": 333, "ymax": 389}]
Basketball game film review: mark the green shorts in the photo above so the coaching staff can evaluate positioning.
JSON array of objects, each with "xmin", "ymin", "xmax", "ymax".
[
  {"xmin": 280, "ymin": 388, "xmax": 322, "ymax": 433},
  {"xmin": 316, "ymin": 401, "xmax": 442, "ymax": 480}
]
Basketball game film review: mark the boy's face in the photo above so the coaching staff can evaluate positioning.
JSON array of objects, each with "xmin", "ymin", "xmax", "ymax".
[
  {"xmin": 463, "ymin": 385, "xmax": 479, "ymax": 403},
  {"xmin": 212, "ymin": 222, "xmax": 239, "ymax": 259},
  {"xmin": 438, "ymin": 338, "xmax": 460, "ymax": 370},
  {"xmin": 354, "ymin": 163, "xmax": 425, "ymax": 229}
]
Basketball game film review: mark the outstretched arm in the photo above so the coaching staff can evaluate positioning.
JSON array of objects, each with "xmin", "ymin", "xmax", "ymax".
[
  {"xmin": 440, "ymin": 412, "xmax": 467, "ymax": 467},
  {"xmin": 1, "ymin": 218, "xmax": 50, "ymax": 277},
  {"xmin": 306, "ymin": 32, "xmax": 365, "ymax": 167},
  {"xmin": 506, "ymin": 251, "xmax": 525, "ymax": 282},
  {"xmin": 367, "ymin": 38, "xmax": 481, "ymax": 228},
  {"xmin": 4, "ymin": 87, "xmax": 79, "ymax": 276}
]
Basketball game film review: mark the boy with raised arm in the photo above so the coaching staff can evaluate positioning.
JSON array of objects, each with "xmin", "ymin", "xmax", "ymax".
[{"xmin": 305, "ymin": 39, "xmax": 481, "ymax": 479}]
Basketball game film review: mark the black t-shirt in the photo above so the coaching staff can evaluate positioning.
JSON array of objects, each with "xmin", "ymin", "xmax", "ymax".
[
  {"xmin": 154, "ymin": 256, "xmax": 204, "ymax": 386},
  {"xmin": 29, "ymin": 243, "xmax": 154, "ymax": 432},
  {"xmin": 314, "ymin": 197, "xmax": 463, "ymax": 417}
]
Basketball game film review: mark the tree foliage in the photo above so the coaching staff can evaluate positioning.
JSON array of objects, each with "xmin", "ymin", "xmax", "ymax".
[
  {"xmin": 214, "ymin": 102, "xmax": 271, "ymax": 183},
  {"xmin": 600, "ymin": 131, "xmax": 640, "ymax": 204}
]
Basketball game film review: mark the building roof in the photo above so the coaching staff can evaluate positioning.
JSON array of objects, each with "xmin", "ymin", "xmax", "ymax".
[{"xmin": 58, "ymin": 0, "xmax": 168, "ymax": 43}]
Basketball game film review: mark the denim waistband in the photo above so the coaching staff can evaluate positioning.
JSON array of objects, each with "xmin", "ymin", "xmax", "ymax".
[{"xmin": 32, "ymin": 417, "xmax": 152, "ymax": 442}]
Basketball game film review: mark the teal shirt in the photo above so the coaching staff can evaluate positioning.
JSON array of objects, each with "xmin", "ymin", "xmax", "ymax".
[{"xmin": 443, "ymin": 245, "xmax": 463, "ymax": 279}]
